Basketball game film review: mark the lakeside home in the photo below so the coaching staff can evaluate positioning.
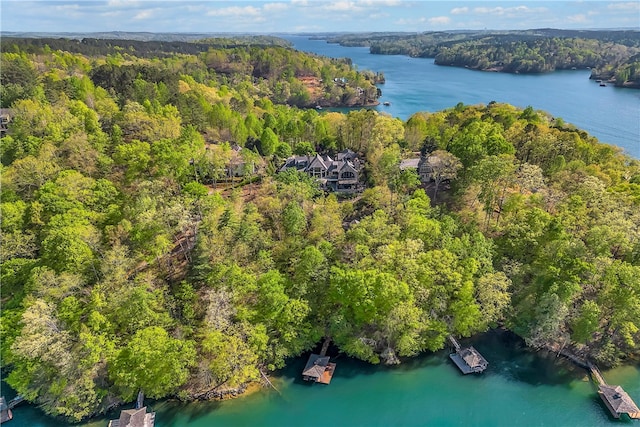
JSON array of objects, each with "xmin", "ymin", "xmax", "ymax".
[{"xmin": 279, "ymin": 149, "xmax": 362, "ymax": 192}]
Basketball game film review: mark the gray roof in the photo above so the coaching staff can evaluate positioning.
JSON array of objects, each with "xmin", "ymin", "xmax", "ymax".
[
  {"xmin": 599, "ymin": 385, "xmax": 640, "ymax": 414},
  {"xmin": 303, "ymin": 354, "xmax": 330, "ymax": 378},
  {"xmin": 399, "ymin": 158, "xmax": 420, "ymax": 170},
  {"xmin": 109, "ymin": 407, "xmax": 155, "ymax": 427}
]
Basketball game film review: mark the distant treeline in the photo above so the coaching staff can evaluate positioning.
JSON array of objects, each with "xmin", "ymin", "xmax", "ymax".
[
  {"xmin": 326, "ymin": 29, "xmax": 640, "ymax": 87},
  {"xmin": 0, "ymin": 37, "xmax": 380, "ymax": 109},
  {"xmin": 0, "ymin": 36, "xmax": 292, "ymax": 59}
]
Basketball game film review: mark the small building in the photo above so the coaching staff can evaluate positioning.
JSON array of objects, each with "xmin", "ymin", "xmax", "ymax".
[
  {"xmin": 302, "ymin": 354, "xmax": 336, "ymax": 385},
  {"xmin": 598, "ymin": 384, "xmax": 640, "ymax": 419},
  {"xmin": 0, "ymin": 109, "xmax": 11, "ymax": 135},
  {"xmin": 449, "ymin": 346, "xmax": 489, "ymax": 374},
  {"xmin": 280, "ymin": 149, "xmax": 362, "ymax": 193},
  {"xmin": 107, "ymin": 406, "xmax": 155, "ymax": 427},
  {"xmin": 417, "ymin": 155, "xmax": 442, "ymax": 183},
  {"xmin": 0, "ymin": 397, "xmax": 12, "ymax": 424},
  {"xmin": 399, "ymin": 155, "xmax": 442, "ymax": 183},
  {"xmin": 399, "ymin": 157, "xmax": 420, "ymax": 171}
]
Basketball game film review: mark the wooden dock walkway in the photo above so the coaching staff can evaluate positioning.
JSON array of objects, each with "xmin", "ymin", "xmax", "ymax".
[
  {"xmin": 588, "ymin": 363, "xmax": 606, "ymax": 387},
  {"xmin": 448, "ymin": 335, "xmax": 461, "ymax": 352},
  {"xmin": 320, "ymin": 337, "xmax": 331, "ymax": 357},
  {"xmin": 5, "ymin": 396, "xmax": 23, "ymax": 410}
]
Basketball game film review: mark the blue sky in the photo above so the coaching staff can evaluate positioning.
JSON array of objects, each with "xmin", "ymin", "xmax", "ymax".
[{"xmin": 2, "ymin": 1, "xmax": 639, "ymax": 33}]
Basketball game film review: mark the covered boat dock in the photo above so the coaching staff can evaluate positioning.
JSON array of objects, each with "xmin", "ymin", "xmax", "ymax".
[
  {"xmin": 598, "ymin": 385, "xmax": 640, "ymax": 419},
  {"xmin": 448, "ymin": 335, "xmax": 488, "ymax": 374},
  {"xmin": 302, "ymin": 354, "xmax": 336, "ymax": 384}
]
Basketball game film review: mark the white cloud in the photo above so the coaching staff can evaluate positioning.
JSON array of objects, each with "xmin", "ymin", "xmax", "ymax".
[
  {"xmin": 607, "ymin": 2, "xmax": 640, "ymax": 11},
  {"xmin": 107, "ymin": 0, "xmax": 142, "ymax": 8},
  {"xmin": 291, "ymin": 0, "xmax": 310, "ymax": 6},
  {"xmin": 264, "ymin": 3, "xmax": 288, "ymax": 12},
  {"xmin": 358, "ymin": 0, "xmax": 401, "ymax": 6},
  {"xmin": 473, "ymin": 6, "xmax": 547, "ymax": 16},
  {"xmin": 567, "ymin": 14, "xmax": 589, "ymax": 23},
  {"xmin": 101, "ymin": 10, "xmax": 123, "ymax": 18},
  {"xmin": 207, "ymin": 6, "xmax": 261, "ymax": 17},
  {"xmin": 323, "ymin": 1, "xmax": 362, "ymax": 12},
  {"xmin": 319, "ymin": 0, "xmax": 401, "ymax": 13},
  {"xmin": 133, "ymin": 9, "xmax": 154, "ymax": 20},
  {"xmin": 451, "ymin": 7, "xmax": 469, "ymax": 15},
  {"xmin": 394, "ymin": 17, "xmax": 424, "ymax": 26},
  {"xmin": 428, "ymin": 16, "xmax": 451, "ymax": 25}
]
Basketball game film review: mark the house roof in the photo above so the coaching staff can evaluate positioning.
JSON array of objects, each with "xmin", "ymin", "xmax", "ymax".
[
  {"xmin": 337, "ymin": 149, "xmax": 357, "ymax": 161},
  {"xmin": 599, "ymin": 385, "xmax": 640, "ymax": 414},
  {"xmin": 399, "ymin": 158, "xmax": 420, "ymax": 170},
  {"xmin": 303, "ymin": 354, "xmax": 330, "ymax": 378},
  {"xmin": 308, "ymin": 154, "xmax": 328, "ymax": 170},
  {"xmin": 338, "ymin": 161, "xmax": 357, "ymax": 173}
]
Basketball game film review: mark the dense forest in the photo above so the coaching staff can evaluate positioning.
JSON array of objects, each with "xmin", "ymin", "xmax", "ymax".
[
  {"xmin": 1, "ymin": 37, "xmax": 382, "ymax": 111},
  {"xmin": 325, "ymin": 29, "xmax": 640, "ymax": 87},
  {"xmin": 1, "ymin": 37, "xmax": 640, "ymax": 422}
]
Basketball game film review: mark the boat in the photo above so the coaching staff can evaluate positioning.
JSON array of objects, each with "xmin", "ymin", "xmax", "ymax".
[
  {"xmin": 596, "ymin": 79, "xmax": 602, "ymax": 83},
  {"xmin": 383, "ymin": 101, "xmax": 391, "ymax": 106},
  {"xmin": 600, "ymin": 83, "xmax": 606, "ymax": 87},
  {"xmin": 315, "ymin": 105, "xmax": 323, "ymax": 110}
]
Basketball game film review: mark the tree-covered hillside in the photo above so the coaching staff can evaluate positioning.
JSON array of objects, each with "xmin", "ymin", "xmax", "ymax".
[
  {"xmin": 325, "ymin": 29, "xmax": 640, "ymax": 87},
  {"xmin": 1, "ymin": 39, "xmax": 639, "ymax": 422}
]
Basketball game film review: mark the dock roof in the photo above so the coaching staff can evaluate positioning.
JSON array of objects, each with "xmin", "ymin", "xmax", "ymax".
[
  {"xmin": 460, "ymin": 347, "xmax": 488, "ymax": 369},
  {"xmin": 599, "ymin": 385, "xmax": 640, "ymax": 418},
  {"xmin": 108, "ymin": 406, "xmax": 155, "ymax": 427},
  {"xmin": 303, "ymin": 354, "xmax": 330, "ymax": 379}
]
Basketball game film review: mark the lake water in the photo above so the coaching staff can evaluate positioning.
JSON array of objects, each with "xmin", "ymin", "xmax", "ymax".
[
  {"xmin": 4, "ymin": 36, "xmax": 640, "ymax": 426},
  {"xmin": 5, "ymin": 330, "xmax": 640, "ymax": 426},
  {"xmin": 284, "ymin": 36, "xmax": 640, "ymax": 159}
]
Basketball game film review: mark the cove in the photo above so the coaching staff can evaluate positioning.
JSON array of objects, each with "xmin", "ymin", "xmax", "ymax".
[
  {"xmin": 282, "ymin": 36, "xmax": 640, "ymax": 159},
  {"xmin": 6, "ymin": 330, "xmax": 640, "ymax": 426}
]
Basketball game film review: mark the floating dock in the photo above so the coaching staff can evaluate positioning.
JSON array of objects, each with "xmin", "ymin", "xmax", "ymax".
[{"xmin": 448, "ymin": 335, "xmax": 488, "ymax": 374}]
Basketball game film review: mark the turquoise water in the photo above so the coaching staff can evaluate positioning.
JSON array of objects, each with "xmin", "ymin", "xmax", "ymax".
[
  {"xmin": 283, "ymin": 36, "xmax": 640, "ymax": 158},
  {"xmin": 6, "ymin": 330, "xmax": 640, "ymax": 426}
]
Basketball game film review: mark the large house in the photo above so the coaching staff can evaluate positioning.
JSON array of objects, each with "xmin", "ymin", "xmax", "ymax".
[
  {"xmin": 279, "ymin": 149, "xmax": 362, "ymax": 192},
  {"xmin": 399, "ymin": 154, "xmax": 440, "ymax": 183}
]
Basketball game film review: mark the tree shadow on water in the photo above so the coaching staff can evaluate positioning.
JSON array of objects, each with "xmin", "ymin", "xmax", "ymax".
[
  {"xmin": 463, "ymin": 329, "xmax": 589, "ymax": 387},
  {"xmin": 154, "ymin": 398, "xmax": 223, "ymax": 425}
]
